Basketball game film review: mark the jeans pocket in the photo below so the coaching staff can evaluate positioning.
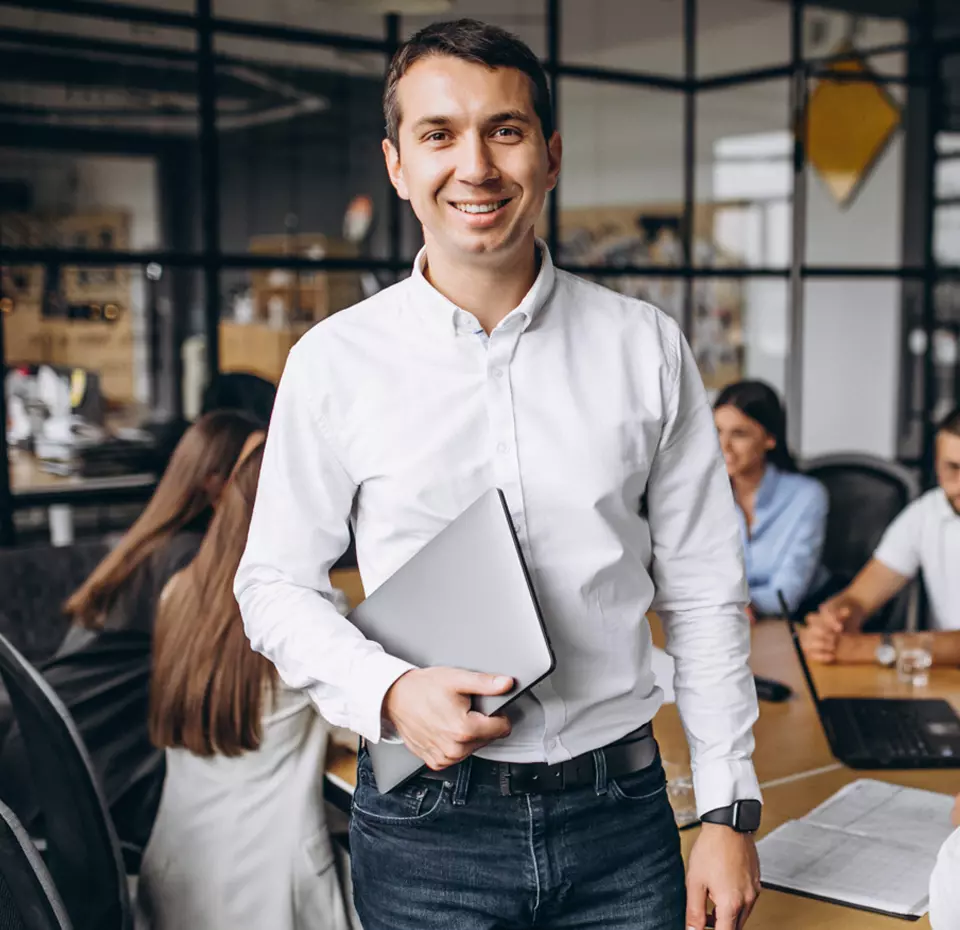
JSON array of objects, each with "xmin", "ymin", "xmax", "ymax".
[
  {"xmin": 608, "ymin": 754, "xmax": 668, "ymax": 803},
  {"xmin": 352, "ymin": 774, "xmax": 449, "ymax": 825}
]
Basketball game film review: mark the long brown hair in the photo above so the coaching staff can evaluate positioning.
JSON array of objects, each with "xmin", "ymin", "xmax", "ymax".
[
  {"xmin": 150, "ymin": 443, "xmax": 276, "ymax": 757},
  {"xmin": 65, "ymin": 410, "xmax": 260, "ymax": 629}
]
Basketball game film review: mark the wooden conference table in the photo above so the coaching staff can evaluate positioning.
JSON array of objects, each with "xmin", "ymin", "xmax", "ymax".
[{"xmin": 326, "ymin": 569, "xmax": 960, "ymax": 930}]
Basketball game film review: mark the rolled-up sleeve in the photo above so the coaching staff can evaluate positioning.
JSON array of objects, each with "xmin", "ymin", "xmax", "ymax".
[
  {"xmin": 235, "ymin": 343, "xmax": 414, "ymax": 742},
  {"xmin": 647, "ymin": 327, "xmax": 761, "ymax": 816}
]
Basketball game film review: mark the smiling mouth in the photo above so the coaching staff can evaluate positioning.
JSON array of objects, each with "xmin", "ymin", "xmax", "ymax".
[{"xmin": 452, "ymin": 198, "xmax": 512, "ymax": 215}]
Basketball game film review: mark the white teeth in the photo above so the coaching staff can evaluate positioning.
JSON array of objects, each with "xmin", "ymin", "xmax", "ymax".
[{"xmin": 454, "ymin": 200, "xmax": 509, "ymax": 214}]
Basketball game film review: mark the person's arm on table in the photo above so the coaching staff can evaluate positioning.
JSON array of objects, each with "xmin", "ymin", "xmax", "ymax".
[
  {"xmin": 801, "ymin": 559, "xmax": 911, "ymax": 662},
  {"xmin": 748, "ymin": 483, "xmax": 828, "ymax": 617},
  {"xmin": 816, "ymin": 629, "xmax": 960, "ymax": 667},
  {"xmin": 235, "ymin": 343, "xmax": 512, "ymax": 764},
  {"xmin": 648, "ymin": 328, "xmax": 761, "ymax": 930}
]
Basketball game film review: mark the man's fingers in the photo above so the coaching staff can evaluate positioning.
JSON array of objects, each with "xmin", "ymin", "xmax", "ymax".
[
  {"xmin": 463, "ymin": 710, "xmax": 512, "ymax": 742},
  {"xmin": 685, "ymin": 880, "xmax": 709, "ymax": 930},
  {"xmin": 712, "ymin": 896, "xmax": 743, "ymax": 930},
  {"xmin": 447, "ymin": 669, "xmax": 514, "ymax": 697}
]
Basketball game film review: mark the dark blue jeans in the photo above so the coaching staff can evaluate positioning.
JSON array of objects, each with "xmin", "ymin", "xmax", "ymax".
[{"xmin": 349, "ymin": 744, "xmax": 686, "ymax": 929}]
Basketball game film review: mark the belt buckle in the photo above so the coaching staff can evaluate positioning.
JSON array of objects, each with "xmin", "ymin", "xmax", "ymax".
[{"xmin": 507, "ymin": 763, "xmax": 565, "ymax": 795}]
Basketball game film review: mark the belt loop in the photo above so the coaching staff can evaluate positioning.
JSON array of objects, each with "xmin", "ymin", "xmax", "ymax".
[
  {"xmin": 452, "ymin": 756, "xmax": 473, "ymax": 806},
  {"xmin": 592, "ymin": 748, "xmax": 608, "ymax": 796}
]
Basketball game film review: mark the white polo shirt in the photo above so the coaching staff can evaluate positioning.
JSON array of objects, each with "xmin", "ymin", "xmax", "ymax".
[{"xmin": 874, "ymin": 489, "xmax": 960, "ymax": 631}]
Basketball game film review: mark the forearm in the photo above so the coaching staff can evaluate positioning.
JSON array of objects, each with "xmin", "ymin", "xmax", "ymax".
[
  {"xmin": 835, "ymin": 630, "xmax": 960, "ymax": 667},
  {"xmin": 662, "ymin": 603, "xmax": 761, "ymax": 816}
]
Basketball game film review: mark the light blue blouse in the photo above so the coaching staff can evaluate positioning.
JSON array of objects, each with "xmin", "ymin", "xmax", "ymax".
[{"xmin": 735, "ymin": 465, "xmax": 830, "ymax": 615}]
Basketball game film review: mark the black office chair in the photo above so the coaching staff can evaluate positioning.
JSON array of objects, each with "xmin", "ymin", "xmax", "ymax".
[
  {"xmin": 0, "ymin": 633, "xmax": 131, "ymax": 930},
  {"xmin": 0, "ymin": 800, "xmax": 71, "ymax": 930},
  {"xmin": 0, "ymin": 541, "xmax": 108, "ymax": 664},
  {"xmin": 803, "ymin": 453, "xmax": 920, "ymax": 633}
]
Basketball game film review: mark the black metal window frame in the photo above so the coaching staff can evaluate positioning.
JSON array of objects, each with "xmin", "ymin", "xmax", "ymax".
[{"xmin": 0, "ymin": 0, "xmax": 953, "ymax": 545}]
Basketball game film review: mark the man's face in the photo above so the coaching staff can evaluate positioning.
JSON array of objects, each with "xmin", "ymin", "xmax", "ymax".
[
  {"xmin": 935, "ymin": 431, "xmax": 960, "ymax": 514},
  {"xmin": 383, "ymin": 56, "xmax": 561, "ymax": 266}
]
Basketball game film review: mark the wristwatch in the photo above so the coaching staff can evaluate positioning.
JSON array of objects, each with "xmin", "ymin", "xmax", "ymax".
[
  {"xmin": 875, "ymin": 634, "xmax": 896, "ymax": 668},
  {"xmin": 699, "ymin": 799, "xmax": 762, "ymax": 833}
]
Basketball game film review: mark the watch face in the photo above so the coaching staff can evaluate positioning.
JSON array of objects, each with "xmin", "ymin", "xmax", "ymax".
[
  {"xmin": 735, "ymin": 800, "xmax": 762, "ymax": 832},
  {"xmin": 876, "ymin": 643, "xmax": 897, "ymax": 666}
]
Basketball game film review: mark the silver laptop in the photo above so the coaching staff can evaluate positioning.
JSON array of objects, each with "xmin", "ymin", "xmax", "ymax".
[{"xmin": 348, "ymin": 488, "xmax": 555, "ymax": 792}]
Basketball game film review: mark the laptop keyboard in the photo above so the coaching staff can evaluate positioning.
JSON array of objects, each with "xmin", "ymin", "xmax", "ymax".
[{"xmin": 830, "ymin": 700, "xmax": 938, "ymax": 761}]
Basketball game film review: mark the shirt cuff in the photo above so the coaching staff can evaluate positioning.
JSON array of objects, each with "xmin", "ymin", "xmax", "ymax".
[
  {"xmin": 348, "ymin": 651, "xmax": 417, "ymax": 744},
  {"xmin": 691, "ymin": 758, "xmax": 762, "ymax": 819}
]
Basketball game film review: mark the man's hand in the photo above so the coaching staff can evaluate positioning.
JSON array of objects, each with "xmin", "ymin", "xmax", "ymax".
[
  {"xmin": 382, "ymin": 667, "xmax": 514, "ymax": 770},
  {"xmin": 686, "ymin": 824, "xmax": 761, "ymax": 930},
  {"xmin": 799, "ymin": 619, "xmax": 841, "ymax": 663}
]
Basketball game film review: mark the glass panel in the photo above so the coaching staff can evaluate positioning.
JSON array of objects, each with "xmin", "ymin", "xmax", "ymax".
[
  {"xmin": 804, "ymin": 49, "xmax": 905, "ymax": 268},
  {"xmin": 801, "ymin": 279, "xmax": 902, "ymax": 458},
  {"xmin": 556, "ymin": 80, "xmax": 684, "ymax": 268},
  {"xmin": 935, "ymin": 206, "xmax": 960, "ymax": 266},
  {"xmin": 561, "ymin": 0, "xmax": 682, "ymax": 77},
  {"xmin": 4, "ymin": 263, "xmax": 202, "ymax": 493},
  {"xmin": 404, "ymin": 1, "xmax": 546, "ymax": 59},
  {"xmin": 87, "ymin": 0, "xmax": 194, "ymax": 11},
  {"xmin": 214, "ymin": 0, "xmax": 386, "ymax": 39},
  {"xmin": 690, "ymin": 277, "xmax": 786, "ymax": 397},
  {"xmin": 804, "ymin": 6, "xmax": 907, "ymax": 67},
  {"xmin": 214, "ymin": 37, "xmax": 391, "ymax": 260},
  {"xmin": 696, "ymin": 80, "xmax": 791, "ymax": 268},
  {"xmin": 698, "ymin": 0, "xmax": 789, "ymax": 77},
  {"xmin": 216, "ymin": 266, "xmax": 368, "ymax": 391}
]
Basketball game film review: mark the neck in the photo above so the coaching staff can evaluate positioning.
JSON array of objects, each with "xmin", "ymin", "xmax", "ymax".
[
  {"xmin": 732, "ymin": 463, "xmax": 767, "ymax": 503},
  {"xmin": 422, "ymin": 233, "xmax": 540, "ymax": 334}
]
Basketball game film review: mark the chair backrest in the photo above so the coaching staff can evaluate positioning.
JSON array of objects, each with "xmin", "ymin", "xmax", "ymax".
[
  {"xmin": 0, "ymin": 633, "xmax": 130, "ymax": 930},
  {"xmin": 0, "ymin": 542, "xmax": 108, "ymax": 663},
  {"xmin": 0, "ymin": 800, "xmax": 71, "ymax": 930},
  {"xmin": 803, "ymin": 453, "xmax": 920, "ymax": 632}
]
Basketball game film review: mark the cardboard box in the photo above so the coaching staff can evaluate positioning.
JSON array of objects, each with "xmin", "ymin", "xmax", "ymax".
[{"xmin": 219, "ymin": 320, "xmax": 313, "ymax": 385}]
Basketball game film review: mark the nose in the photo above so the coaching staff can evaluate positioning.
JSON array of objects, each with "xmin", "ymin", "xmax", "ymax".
[{"xmin": 456, "ymin": 133, "xmax": 499, "ymax": 186}]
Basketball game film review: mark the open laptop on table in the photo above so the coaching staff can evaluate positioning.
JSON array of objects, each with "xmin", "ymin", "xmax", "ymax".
[{"xmin": 786, "ymin": 615, "xmax": 960, "ymax": 769}]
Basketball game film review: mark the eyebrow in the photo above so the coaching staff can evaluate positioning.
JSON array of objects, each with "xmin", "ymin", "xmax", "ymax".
[{"xmin": 409, "ymin": 110, "xmax": 533, "ymax": 134}]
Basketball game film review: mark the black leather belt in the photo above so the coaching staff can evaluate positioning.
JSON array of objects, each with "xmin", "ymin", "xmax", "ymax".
[{"xmin": 420, "ymin": 723, "xmax": 656, "ymax": 796}]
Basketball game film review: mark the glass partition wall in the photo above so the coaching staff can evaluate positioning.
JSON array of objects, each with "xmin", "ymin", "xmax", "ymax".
[{"xmin": 0, "ymin": 0, "xmax": 953, "ymax": 543}]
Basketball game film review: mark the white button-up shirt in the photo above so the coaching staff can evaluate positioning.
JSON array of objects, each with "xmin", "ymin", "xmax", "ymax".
[{"xmin": 235, "ymin": 241, "xmax": 760, "ymax": 814}]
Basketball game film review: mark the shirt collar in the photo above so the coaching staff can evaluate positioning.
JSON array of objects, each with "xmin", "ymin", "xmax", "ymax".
[{"xmin": 408, "ymin": 238, "xmax": 556, "ymax": 337}]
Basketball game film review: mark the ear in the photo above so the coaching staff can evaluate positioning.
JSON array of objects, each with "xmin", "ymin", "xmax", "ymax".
[
  {"xmin": 382, "ymin": 138, "xmax": 410, "ymax": 201},
  {"xmin": 545, "ymin": 131, "xmax": 562, "ymax": 193},
  {"xmin": 764, "ymin": 435, "xmax": 777, "ymax": 452}
]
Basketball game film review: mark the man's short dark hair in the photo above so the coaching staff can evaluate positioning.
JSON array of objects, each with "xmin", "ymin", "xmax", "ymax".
[
  {"xmin": 383, "ymin": 18, "xmax": 554, "ymax": 150},
  {"xmin": 937, "ymin": 406, "xmax": 960, "ymax": 438}
]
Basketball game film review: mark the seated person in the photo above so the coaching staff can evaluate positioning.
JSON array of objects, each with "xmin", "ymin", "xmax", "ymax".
[
  {"xmin": 714, "ymin": 380, "xmax": 829, "ymax": 618},
  {"xmin": 0, "ymin": 410, "xmax": 262, "ymax": 850},
  {"xmin": 138, "ymin": 442, "xmax": 351, "ymax": 930},
  {"xmin": 803, "ymin": 408, "xmax": 960, "ymax": 666}
]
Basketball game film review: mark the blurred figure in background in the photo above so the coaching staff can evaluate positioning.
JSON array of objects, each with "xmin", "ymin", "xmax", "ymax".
[
  {"xmin": 929, "ymin": 794, "xmax": 960, "ymax": 930},
  {"xmin": 803, "ymin": 407, "xmax": 960, "ymax": 666},
  {"xmin": 139, "ymin": 442, "xmax": 350, "ymax": 930},
  {"xmin": 0, "ymin": 410, "xmax": 262, "ymax": 851},
  {"xmin": 714, "ymin": 380, "xmax": 829, "ymax": 618}
]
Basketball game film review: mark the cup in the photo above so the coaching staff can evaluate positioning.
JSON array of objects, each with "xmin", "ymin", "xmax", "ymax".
[
  {"xmin": 896, "ymin": 632, "xmax": 934, "ymax": 687},
  {"xmin": 663, "ymin": 760, "xmax": 698, "ymax": 828}
]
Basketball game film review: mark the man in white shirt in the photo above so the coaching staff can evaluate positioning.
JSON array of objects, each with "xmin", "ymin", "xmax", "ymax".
[
  {"xmin": 803, "ymin": 409, "xmax": 960, "ymax": 666},
  {"xmin": 236, "ymin": 19, "xmax": 761, "ymax": 930},
  {"xmin": 930, "ymin": 794, "xmax": 960, "ymax": 930}
]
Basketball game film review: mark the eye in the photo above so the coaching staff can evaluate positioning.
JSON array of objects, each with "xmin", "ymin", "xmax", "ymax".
[
  {"xmin": 493, "ymin": 126, "xmax": 521, "ymax": 138},
  {"xmin": 424, "ymin": 130, "xmax": 449, "ymax": 143}
]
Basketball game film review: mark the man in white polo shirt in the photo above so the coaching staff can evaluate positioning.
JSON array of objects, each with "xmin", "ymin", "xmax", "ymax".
[{"xmin": 802, "ymin": 407, "xmax": 960, "ymax": 666}]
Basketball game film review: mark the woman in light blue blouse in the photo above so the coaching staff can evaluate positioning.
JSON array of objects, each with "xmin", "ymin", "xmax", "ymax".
[{"xmin": 714, "ymin": 380, "xmax": 829, "ymax": 618}]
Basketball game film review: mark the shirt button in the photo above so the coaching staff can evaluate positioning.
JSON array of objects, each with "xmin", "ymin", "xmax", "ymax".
[
  {"xmin": 497, "ymin": 442, "xmax": 508, "ymax": 454},
  {"xmin": 492, "ymin": 368, "xmax": 503, "ymax": 379}
]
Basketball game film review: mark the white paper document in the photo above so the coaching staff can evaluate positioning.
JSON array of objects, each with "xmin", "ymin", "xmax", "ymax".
[{"xmin": 757, "ymin": 779, "xmax": 956, "ymax": 918}]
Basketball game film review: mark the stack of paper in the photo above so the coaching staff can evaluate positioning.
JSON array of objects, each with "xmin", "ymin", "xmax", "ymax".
[{"xmin": 757, "ymin": 779, "xmax": 956, "ymax": 918}]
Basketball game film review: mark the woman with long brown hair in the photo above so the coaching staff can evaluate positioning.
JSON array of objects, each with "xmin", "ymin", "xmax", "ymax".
[
  {"xmin": 0, "ymin": 410, "xmax": 262, "ymax": 851},
  {"xmin": 138, "ymin": 443, "xmax": 350, "ymax": 930}
]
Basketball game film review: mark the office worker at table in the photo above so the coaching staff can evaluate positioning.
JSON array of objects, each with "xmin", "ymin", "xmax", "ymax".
[
  {"xmin": 236, "ymin": 19, "xmax": 761, "ymax": 930},
  {"xmin": 803, "ymin": 407, "xmax": 960, "ymax": 666},
  {"xmin": 714, "ymin": 380, "xmax": 829, "ymax": 620}
]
